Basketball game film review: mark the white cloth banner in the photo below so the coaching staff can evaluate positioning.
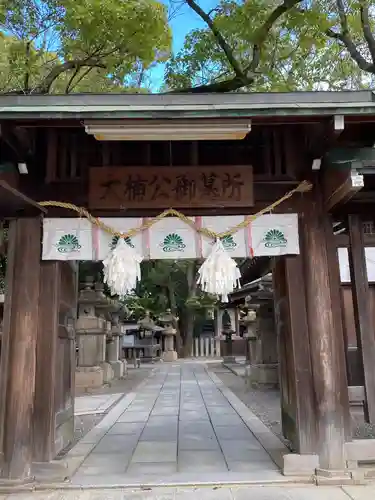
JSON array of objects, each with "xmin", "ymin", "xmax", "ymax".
[
  {"xmin": 251, "ymin": 214, "xmax": 299, "ymax": 256},
  {"xmin": 148, "ymin": 217, "xmax": 198, "ymax": 259},
  {"xmin": 199, "ymin": 216, "xmax": 251, "ymax": 258},
  {"xmin": 96, "ymin": 217, "xmax": 143, "ymax": 261},
  {"xmin": 42, "ymin": 214, "xmax": 300, "ymax": 260},
  {"xmin": 42, "ymin": 218, "xmax": 93, "ymax": 261}
]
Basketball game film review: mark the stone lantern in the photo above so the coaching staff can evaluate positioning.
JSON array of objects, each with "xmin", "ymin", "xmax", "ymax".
[
  {"xmin": 75, "ymin": 277, "xmax": 113, "ymax": 390},
  {"xmin": 222, "ymin": 309, "xmax": 236, "ymax": 364},
  {"xmin": 159, "ymin": 309, "xmax": 178, "ymax": 362},
  {"xmin": 106, "ymin": 301, "xmax": 127, "ymax": 378},
  {"xmin": 138, "ymin": 311, "xmax": 155, "ymax": 338},
  {"xmin": 240, "ymin": 299, "xmax": 259, "ymax": 365}
]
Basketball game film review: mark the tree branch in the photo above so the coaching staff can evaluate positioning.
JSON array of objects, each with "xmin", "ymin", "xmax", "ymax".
[
  {"xmin": 359, "ymin": 0, "xmax": 375, "ymax": 63},
  {"xmin": 66, "ymin": 66, "xmax": 95, "ymax": 93},
  {"xmin": 327, "ymin": 0, "xmax": 375, "ymax": 73},
  {"xmin": 65, "ymin": 65, "xmax": 80, "ymax": 94},
  {"xmin": 245, "ymin": 0, "xmax": 303, "ymax": 73},
  {"xmin": 32, "ymin": 58, "xmax": 106, "ymax": 94},
  {"xmin": 175, "ymin": 0, "xmax": 303, "ymax": 93},
  {"xmin": 173, "ymin": 75, "xmax": 251, "ymax": 93},
  {"xmin": 24, "ymin": 41, "xmax": 31, "ymax": 93},
  {"xmin": 185, "ymin": 0, "xmax": 245, "ymax": 79}
]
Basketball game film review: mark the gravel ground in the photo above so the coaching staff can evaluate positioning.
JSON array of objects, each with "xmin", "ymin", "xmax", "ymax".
[
  {"xmin": 58, "ymin": 365, "xmax": 154, "ymax": 457},
  {"xmin": 210, "ymin": 364, "xmax": 375, "ymax": 447},
  {"xmin": 351, "ymin": 408, "xmax": 375, "ymax": 439},
  {"xmin": 209, "ymin": 364, "xmax": 293, "ymax": 449}
]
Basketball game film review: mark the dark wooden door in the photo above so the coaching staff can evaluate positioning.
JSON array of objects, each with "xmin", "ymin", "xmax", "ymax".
[
  {"xmin": 54, "ymin": 262, "xmax": 77, "ymax": 455},
  {"xmin": 33, "ymin": 261, "xmax": 78, "ymax": 461}
]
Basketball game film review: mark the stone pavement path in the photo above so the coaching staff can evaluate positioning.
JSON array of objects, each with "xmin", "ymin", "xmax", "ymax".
[
  {"xmin": 69, "ymin": 363, "xmax": 285, "ymax": 485},
  {"xmin": 1, "ymin": 485, "xmax": 375, "ymax": 499},
  {"xmin": 75, "ymin": 393, "xmax": 124, "ymax": 416}
]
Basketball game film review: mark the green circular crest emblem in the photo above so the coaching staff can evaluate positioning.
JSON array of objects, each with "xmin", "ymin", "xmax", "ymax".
[
  {"xmin": 263, "ymin": 229, "xmax": 287, "ymax": 248},
  {"xmin": 220, "ymin": 235, "xmax": 237, "ymax": 250},
  {"xmin": 111, "ymin": 235, "xmax": 135, "ymax": 249},
  {"xmin": 56, "ymin": 234, "xmax": 81, "ymax": 253},
  {"xmin": 160, "ymin": 233, "xmax": 186, "ymax": 252}
]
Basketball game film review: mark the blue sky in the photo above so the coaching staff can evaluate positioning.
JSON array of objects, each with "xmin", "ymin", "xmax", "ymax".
[{"xmin": 149, "ymin": 0, "xmax": 217, "ymax": 90}]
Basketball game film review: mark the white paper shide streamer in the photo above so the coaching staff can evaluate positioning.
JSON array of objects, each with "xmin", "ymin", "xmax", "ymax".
[
  {"xmin": 197, "ymin": 239, "xmax": 241, "ymax": 302},
  {"xmin": 103, "ymin": 238, "xmax": 143, "ymax": 298}
]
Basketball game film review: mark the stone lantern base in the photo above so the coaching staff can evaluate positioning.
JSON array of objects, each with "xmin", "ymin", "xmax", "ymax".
[
  {"xmin": 222, "ymin": 355, "xmax": 236, "ymax": 364},
  {"xmin": 245, "ymin": 363, "xmax": 279, "ymax": 387},
  {"xmin": 75, "ymin": 366, "xmax": 105, "ymax": 391},
  {"xmin": 162, "ymin": 350, "xmax": 178, "ymax": 362},
  {"xmin": 109, "ymin": 360, "xmax": 126, "ymax": 378},
  {"xmin": 100, "ymin": 361, "xmax": 115, "ymax": 383}
]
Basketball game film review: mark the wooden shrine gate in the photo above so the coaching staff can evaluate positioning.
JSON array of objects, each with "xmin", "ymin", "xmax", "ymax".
[{"xmin": 1, "ymin": 92, "xmax": 375, "ymax": 483}]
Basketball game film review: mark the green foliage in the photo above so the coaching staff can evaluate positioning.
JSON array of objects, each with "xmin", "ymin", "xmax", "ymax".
[
  {"xmin": 121, "ymin": 260, "xmax": 217, "ymax": 330},
  {"xmin": 165, "ymin": 0, "xmax": 375, "ymax": 92},
  {"xmin": 0, "ymin": 0, "xmax": 171, "ymax": 93}
]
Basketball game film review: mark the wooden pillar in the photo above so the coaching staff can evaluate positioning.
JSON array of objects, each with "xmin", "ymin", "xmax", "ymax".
[
  {"xmin": 284, "ymin": 255, "xmax": 317, "ymax": 453},
  {"xmin": 33, "ymin": 262, "xmax": 60, "ymax": 462},
  {"xmin": 347, "ymin": 214, "xmax": 375, "ymax": 423},
  {"xmin": 274, "ymin": 256, "xmax": 316, "ymax": 454},
  {"xmin": 300, "ymin": 184, "xmax": 350, "ymax": 470},
  {"xmin": 0, "ymin": 218, "xmax": 41, "ymax": 480}
]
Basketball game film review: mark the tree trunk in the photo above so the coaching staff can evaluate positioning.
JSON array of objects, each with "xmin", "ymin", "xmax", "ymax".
[
  {"xmin": 182, "ymin": 311, "xmax": 195, "ymax": 358},
  {"xmin": 181, "ymin": 261, "xmax": 197, "ymax": 358},
  {"xmin": 168, "ymin": 280, "xmax": 182, "ymax": 355}
]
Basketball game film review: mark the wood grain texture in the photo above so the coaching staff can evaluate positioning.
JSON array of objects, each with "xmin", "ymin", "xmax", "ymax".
[
  {"xmin": 300, "ymin": 180, "xmax": 349, "ymax": 469},
  {"xmin": 348, "ymin": 214, "xmax": 375, "ymax": 423},
  {"xmin": 1, "ymin": 218, "xmax": 41, "ymax": 479},
  {"xmin": 89, "ymin": 165, "xmax": 254, "ymax": 209}
]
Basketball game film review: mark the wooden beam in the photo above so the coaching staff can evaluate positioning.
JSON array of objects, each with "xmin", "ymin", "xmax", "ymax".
[
  {"xmin": 22, "ymin": 180, "xmax": 302, "ymax": 216},
  {"xmin": 323, "ymin": 166, "xmax": 363, "ymax": 211},
  {"xmin": 45, "ymin": 129, "xmax": 58, "ymax": 183},
  {"xmin": 0, "ymin": 181, "xmax": 47, "ymax": 218},
  {"xmin": 334, "ymin": 200, "xmax": 375, "ymax": 216},
  {"xmin": 0, "ymin": 125, "xmax": 28, "ymax": 163},
  {"xmin": 306, "ymin": 115, "xmax": 345, "ymax": 160},
  {"xmin": 335, "ymin": 233, "xmax": 375, "ymax": 247},
  {"xmin": 347, "ymin": 214, "xmax": 375, "ymax": 423},
  {"xmin": 0, "ymin": 218, "xmax": 41, "ymax": 480}
]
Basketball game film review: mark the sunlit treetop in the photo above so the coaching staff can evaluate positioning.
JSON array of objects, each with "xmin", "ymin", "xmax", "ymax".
[{"xmin": 0, "ymin": 0, "xmax": 171, "ymax": 93}]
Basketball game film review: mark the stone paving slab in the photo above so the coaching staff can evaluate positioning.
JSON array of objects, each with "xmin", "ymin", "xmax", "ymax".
[
  {"xmin": 3, "ymin": 485, "xmax": 374, "ymax": 499},
  {"xmin": 75, "ymin": 394, "xmax": 123, "ymax": 416},
  {"xmin": 131, "ymin": 442, "xmax": 177, "ymax": 463},
  {"xmin": 342, "ymin": 486, "xmax": 375, "ymax": 500},
  {"xmin": 68, "ymin": 363, "xmax": 290, "ymax": 485}
]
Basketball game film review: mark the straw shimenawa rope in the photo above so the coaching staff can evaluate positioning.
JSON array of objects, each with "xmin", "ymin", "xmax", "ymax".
[{"xmin": 39, "ymin": 180, "xmax": 312, "ymax": 240}]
